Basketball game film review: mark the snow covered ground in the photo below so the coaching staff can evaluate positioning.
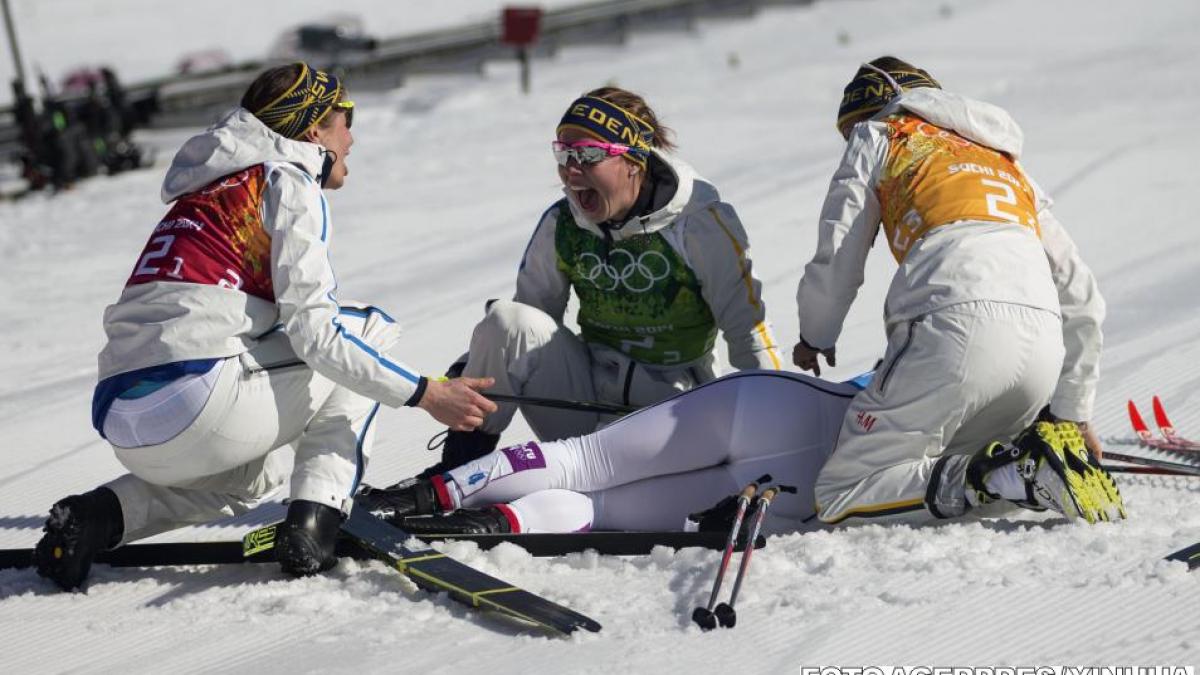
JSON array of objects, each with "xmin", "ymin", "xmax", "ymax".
[{"xmin": 2, "ymin": 0, "xmax": 1200, "ymax": 671}]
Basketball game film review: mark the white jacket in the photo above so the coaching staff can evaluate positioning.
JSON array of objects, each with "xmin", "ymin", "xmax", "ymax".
[
  {"xmin": 796, "ymin": 89, "xmax": 1104, "ymax": 420},
  {"xmin": 516, "ymin": 149, "xmax": 782, "ymax": 374},
  {"xmin": 97, "ymin": 108, "xmax": 424, "ymax": 408}
]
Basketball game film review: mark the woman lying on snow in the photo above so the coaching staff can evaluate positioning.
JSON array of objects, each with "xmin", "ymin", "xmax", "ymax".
[
  {"xmin": 360, "ymin": 56, "xmax": 1126, "ymax": 535},
  {"xmin": 358, "ymin": 371, "xmax": 1124, "ymax": 535}
]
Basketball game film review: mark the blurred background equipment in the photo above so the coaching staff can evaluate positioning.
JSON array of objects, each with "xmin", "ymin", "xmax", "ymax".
[
  {"xmin": 1, "ymin": 0, "xmax": 813, "ymax": 197},
  {"xmin": 8, "ymin": 65, "xmax": 147, "ymax": 193},
  {"xmin": 501, "ymin": 6, "xmax": 544, "ymax": 94},
  {"xmin": 175, "ymin": 49, "xmax": 234, "ymax": 76},
  {"xmin": 3, "ymin": 0, "xmax": 148, "ymax": 195},
  {"xmin": 269, "ymin": 14, "xmax": 379, "ymax": 69}
]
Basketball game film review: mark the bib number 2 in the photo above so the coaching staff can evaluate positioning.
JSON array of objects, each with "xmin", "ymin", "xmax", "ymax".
[{"xmin": 131, "ymin": 235, "xmax": 243, "ymax": 289}]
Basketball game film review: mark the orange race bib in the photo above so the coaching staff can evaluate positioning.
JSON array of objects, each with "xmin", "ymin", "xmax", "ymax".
[{"xmin": 877, "ymin": 114, "xmax": 1040, "ymax": 262}]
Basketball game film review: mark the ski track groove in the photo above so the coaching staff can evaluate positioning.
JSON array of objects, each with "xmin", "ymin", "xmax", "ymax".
[{"xmin": 0, "ymin": 572, "xmax": 297, "ymax": 674}]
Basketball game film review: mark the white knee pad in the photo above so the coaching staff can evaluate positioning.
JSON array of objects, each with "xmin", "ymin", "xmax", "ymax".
[{"xmin": 506, "ymin": 489, "xmax": 594, "ymax": 533}]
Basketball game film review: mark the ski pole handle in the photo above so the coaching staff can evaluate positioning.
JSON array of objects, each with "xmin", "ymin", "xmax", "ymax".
[{"xmin": 723, "ymin": 483, "xmax": 758, "ymax": 552}]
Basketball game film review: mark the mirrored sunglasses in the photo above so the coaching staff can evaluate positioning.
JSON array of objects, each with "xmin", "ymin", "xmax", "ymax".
[
  {"xmin": 335, "ymin": 100, "xmax": 354, "ymax": 129},
  {"xmin": 551, "ymin": 139, "xmax": 631, "ymax": 166}
]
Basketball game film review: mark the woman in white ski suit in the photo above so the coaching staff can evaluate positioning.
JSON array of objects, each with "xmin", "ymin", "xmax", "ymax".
[
  {"xmin": 793, "ymin": 58, "xmax": 1106, "ymax": 525},
  {"xmin": 34, "ymin": 63, "xmax": 494, "ymax": 589},
  {"xmin": 451, "ymin": 88, "xmax": 782, "ymax": 460},
  {"xmin": 365, "ymin": 370, "xmax": 858, "ymax": 534}
]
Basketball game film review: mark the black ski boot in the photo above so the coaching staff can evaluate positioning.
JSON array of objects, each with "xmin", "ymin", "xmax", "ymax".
[
  {"xmin": 34, "ymin": 487, "xmax": 124, "ymax": 591},
  {"xmin": 275, "ymin": 500, "xmax": 343, "ymax": 577},
  {"xmin": 356, "ymin": 477, "xmax": 446, "ymax": 523},
  {"xmin": 416, "ymin": 428, "xmax": 501, "ymax": 479},
  {"xmin": 685, "ymin": 493, "xmax": 757, "ymax": 549},
  {"xmin": 395, "ymin": 506, "xmax": 514, "ymax": 536}
]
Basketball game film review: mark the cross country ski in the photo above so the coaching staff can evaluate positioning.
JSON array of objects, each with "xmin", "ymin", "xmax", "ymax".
[
  {"xmin": 338, "ymin": 506, "xmax": 602, "ymax": 636},
  {"xmin": 0, "ymin": 527, "xmax": 762, "ymax": 571},
  {"xmin": 1165, "ymin": 541, "xmax": 1200, "ymax": 571},
  {"xmin": 1150, "ymin": 396, "xmax": 1200, "ymax": 449},
  {"xmin": 1127, "ymin": 397, "xmax": 1200, "ymax": 453}
]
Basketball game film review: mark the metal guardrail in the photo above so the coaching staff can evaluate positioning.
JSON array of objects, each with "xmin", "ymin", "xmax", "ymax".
[{"xmin": 0, "ymin": 0, "xmax": 813, "ymax": 156}]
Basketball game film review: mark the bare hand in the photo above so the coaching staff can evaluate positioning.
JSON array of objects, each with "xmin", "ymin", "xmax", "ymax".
[
  {"xmin": 792, "ymin": 341, "xmax": 837, "ymax": 377},
  {"xmin": 417, "ymin": 377, "xmax": 498, "ymax": 431},
  {"xmin": 1078, "ymin": 421, "xmax": 1104, "ymax": 462}
]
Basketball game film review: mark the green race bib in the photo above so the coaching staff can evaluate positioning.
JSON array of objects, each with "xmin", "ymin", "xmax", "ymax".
[{"xmin": 554, "ymin": 207, "xmax": 716, "ymax": 365}]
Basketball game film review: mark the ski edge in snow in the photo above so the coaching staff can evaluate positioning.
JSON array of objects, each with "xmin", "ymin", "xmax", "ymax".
[
  {"xmin": 340, "ymin": 506, "xmax": 603, "ymax": 635},
  {"xmin": 1164, "ymin": 541, "xmax": 1200, "ymax": 570}
]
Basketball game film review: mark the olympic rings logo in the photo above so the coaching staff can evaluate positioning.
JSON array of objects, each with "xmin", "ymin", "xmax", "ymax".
[{"xmin": 576, "ymin": 249, "xmax": 671, "ymax": 293}]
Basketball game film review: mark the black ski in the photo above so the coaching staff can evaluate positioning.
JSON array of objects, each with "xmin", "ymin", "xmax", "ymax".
[
  {"xmin": 437, "ymin": 529, "xmax": 764, "ymax": 556},
  {"xmin": 0, "ymin": 538, "xmax": 366, "ymax": 569},
  {"xmin": 245, "ymin": 521, "xmax": 763, "ymax": 558},
  {"xmin": 1165, "ymin": 542, "xmax": 1200, "ymax": 570},
  {"xmin": 1, "ymin": 525, "xmax": 759, "ymax": 571},
  {"xmin": 1102, "ymin": 450, "xmax": 1200, "ymax": 476},
  {"xmin": 339, "ymin": 506, "xmax": 601, "ymax": 635}
]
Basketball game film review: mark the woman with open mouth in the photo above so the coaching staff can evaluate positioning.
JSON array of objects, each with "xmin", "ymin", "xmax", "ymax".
[{"xmin": 414, "ymin": 86, "xmax": 784, "ymax": 477}]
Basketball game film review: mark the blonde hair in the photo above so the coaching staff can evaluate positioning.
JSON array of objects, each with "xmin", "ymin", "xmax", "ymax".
[{"xmin": 584, "ymin": 86, "xmax": 676, "ymax": 152}]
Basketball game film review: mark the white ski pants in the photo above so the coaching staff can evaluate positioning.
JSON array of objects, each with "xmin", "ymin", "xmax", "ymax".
[
  {"xmin": 463, "ymin": 300, "xmax": 716, "ymax": 441},
  {"xmin": 445, "ymin": 371, "xmax": 856, "ymax": 532},
  {"xmin": 814, "ymin": 301, "xmax": 1065, "ymax": 525},
  {"xmin": 104, "ymin": 318, "xmax": 382, "ymax": 544}
]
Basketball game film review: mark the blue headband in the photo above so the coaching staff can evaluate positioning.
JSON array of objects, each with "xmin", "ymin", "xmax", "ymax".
[
  {"xmin": 556, "ymin": 96, "xmax": 654, "ymax": 167},
  {"xmin": 253, "ymin": 63, "xmax": 343, "ymax": 140}
]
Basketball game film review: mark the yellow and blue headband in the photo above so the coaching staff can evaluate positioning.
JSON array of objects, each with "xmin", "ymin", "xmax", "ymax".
[
  {"xmin": 556, "ymin": 96, "xmax": 655, "ymax": 168},
  {"xmin": 253, "ymin": 63, "xmax": 343, "ymax": 140}
]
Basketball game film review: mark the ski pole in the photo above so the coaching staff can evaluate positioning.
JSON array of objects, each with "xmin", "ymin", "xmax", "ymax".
[
  {"xmin": 691, "ymin": 482, "xmax": 758, "ymax": 631},
  {"xmin": 713, "ymin": 485, "xmax": 797, "ymax": 629},
  {"xmin": 1103, "ymin": 451, "xmax": 1200, "ymax": 476},
  {"xmin": 1105, "ymin": 465, "xmax": 1198, "ymax": 477},
  {"xmin": 484, "ymin": 392, "xmax": 639, "ymax": 416}
]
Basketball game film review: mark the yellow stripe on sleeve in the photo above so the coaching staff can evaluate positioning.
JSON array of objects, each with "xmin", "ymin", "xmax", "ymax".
[
  {"xmin": 754, "ymin": 321, "xmax": 782, "ymax": 370},
  {"xmin": 711, "ymin": 207, "xmax": 781, "ymax": 369},
  {"xmin": 710, "ymin": 207, "xmax": 758, "ymax": 309}
]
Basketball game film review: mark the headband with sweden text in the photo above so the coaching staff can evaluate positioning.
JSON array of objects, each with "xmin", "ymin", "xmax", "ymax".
[
  {"xmin": 836, "ymin": 62, "xmax": 940, "ymax": 137},
  {"xmin": 253, "ymin": 63, "xmax": 344, "ymax": 140},
  {"xmin": 557, "ymin": 96, "xmax": 655, "ymax": 168}
]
